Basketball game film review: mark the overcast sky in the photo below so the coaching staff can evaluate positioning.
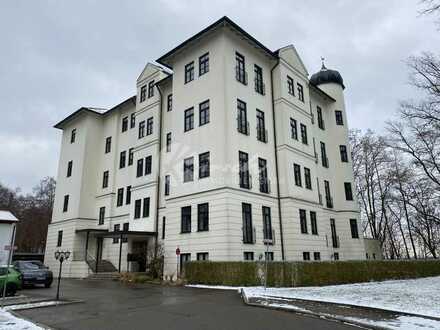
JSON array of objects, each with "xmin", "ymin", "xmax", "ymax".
[{"xmin": 0, "ymin": 0, "xmax": 439, "ymax": 192}]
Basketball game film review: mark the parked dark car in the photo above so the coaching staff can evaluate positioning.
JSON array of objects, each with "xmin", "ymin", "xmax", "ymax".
[{"xmin": 13, "ymin": 260, "xmax": 53, "ymax": 288}]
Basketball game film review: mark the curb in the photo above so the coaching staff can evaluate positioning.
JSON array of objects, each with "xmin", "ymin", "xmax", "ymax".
[
  {"xmin": 261, "ymin": 293, "xmax": 440, "ymax": 322},
  {"xmin": 241, "ymin": 288, "xmax": 389, "ymax": 330},
  {"xmin": 8, "ymin": 299, "xmax": 84, "ymax": 311}
]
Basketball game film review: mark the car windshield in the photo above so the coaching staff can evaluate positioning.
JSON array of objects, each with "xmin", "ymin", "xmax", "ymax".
[{"xmin": 20, "ymin": 262, "xmax": 42, "ymax": 270}]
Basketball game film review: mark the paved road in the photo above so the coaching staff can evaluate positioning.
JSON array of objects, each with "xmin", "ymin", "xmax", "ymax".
[{"xmin": 18, "ymin": 280, "xmax": 359, "ymax": 330}]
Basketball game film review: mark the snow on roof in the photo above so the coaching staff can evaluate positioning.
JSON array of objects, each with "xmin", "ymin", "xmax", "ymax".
[
  {"xmin": 0, "ymin": 210, "xmax": 18, "ymax": 222},
  {"xmin": 87, "ymin": 107, "xmax": 108, "ymax": 114}
]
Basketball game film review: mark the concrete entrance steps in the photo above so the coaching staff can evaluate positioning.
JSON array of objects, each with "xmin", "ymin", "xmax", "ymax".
[
  {"xmin": 87, "ymin": 272, "xmax": 120, "ymax": 281},
  {"xmin": 86, "ymin": 259, "xmax": 118, "ymax": 273}
]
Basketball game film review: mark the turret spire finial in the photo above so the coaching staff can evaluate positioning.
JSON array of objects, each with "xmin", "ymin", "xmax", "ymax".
[{"xmin": 321, "ymin": 57, "xmax": 327, "ymax": 70}]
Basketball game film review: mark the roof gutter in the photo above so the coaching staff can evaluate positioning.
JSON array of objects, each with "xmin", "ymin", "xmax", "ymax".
[{"xmin": 270, "ymin": 58, "xmax": 285, "ymax": 261}]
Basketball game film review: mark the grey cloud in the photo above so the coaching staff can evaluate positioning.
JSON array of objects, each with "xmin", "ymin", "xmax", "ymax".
[{"xmin": 0, "ymin": 0, "xmax": 438, "ymax": 191}]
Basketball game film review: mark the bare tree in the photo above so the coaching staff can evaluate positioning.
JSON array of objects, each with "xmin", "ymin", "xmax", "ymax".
[
  {"xmin": 420, "ymin": 0, "xmax": 440, "ymax": 16},
  {"xmin": 349, "ymin": 130, "xmax": 395, "ymax": 253},
  {"xmin": 0, "ymin": 178, "xmax": 56, "ymax": 253}
]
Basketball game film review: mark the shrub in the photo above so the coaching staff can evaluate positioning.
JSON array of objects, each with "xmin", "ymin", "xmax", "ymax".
[{"xmin": 184, "ymin": 259, "xmax": 440, "ymax": 287}]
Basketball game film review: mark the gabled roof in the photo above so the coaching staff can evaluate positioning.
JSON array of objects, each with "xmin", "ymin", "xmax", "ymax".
[
  {"xmin": 54, "ymin": 96, "xmax": 136, "ymax": 130},
  {"xmin": 0, "ymin": 209, "xmax": 18, "ymax": 223},
  {"xmin": 157, "ymin": 16, "xmax": 277, "ymax": 69},
  {"xmin": 54, "ymin": 107, "xmax": 104, "ymax": 129},
  {"xmin": 275, "ymin": 45, "xmax": 309, "ymax": 77},
  {"xmin": 309, "ymin": 84, "xmax": 336, "ymax": 102},
  {"xmin": 102, "ymin": 95, "xmax": 136, "ymax": 117},
  {"xmin": 137, "ymin": 62, "xmax": 167, "ymax": 83}
]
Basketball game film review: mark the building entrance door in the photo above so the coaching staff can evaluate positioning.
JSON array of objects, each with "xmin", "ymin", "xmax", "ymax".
[
  {"xmin": 132, "ymin": 241, "xmax": 148, "ymax": 272},
  {"xmin": 96, "ymin": 237, "xmax": 103, "ymax": 261}
]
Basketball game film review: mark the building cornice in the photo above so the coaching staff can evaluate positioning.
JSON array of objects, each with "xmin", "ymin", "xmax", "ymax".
[{"xmin": 275, "ymin": 97, "xmax": 313, "ymax": 120}]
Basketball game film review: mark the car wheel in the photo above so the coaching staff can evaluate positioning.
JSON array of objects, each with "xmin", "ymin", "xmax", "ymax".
[
  {"xmin": 5, "ymin": 283, "xmax": 17, "ymax": 297},
  {"xmin": 44, "ymin": 282, "xmax": 51, "ymax": 288}
]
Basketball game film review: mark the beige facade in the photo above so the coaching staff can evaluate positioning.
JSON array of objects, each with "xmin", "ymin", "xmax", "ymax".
[{"xmin": 45, "ymin": 17, "xmax": 365, "ymax": 278}]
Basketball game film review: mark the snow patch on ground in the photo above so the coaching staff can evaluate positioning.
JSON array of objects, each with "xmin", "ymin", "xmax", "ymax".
[
  {"xmin": 242, "ymin": 276, "xmax": 440, "ymax": 318},
  {"xmin": 5, "ymin": 301, "xmax": 62, "ymax": 311},
  {"xmin": 186, "ymin": 284, "xmax": 241, "ymax": 292},
  {"xmin": 346, "ymin": 315, "xmax": 440, "ymax": 330},
  {"xmin": 0, "ymin": 309, "xmax": 44, "ymax": 330}
]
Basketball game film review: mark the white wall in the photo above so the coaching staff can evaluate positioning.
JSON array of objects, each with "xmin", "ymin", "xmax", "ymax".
[
  {"xmin": 47, "ymin": 23, "xmax": 366, "ymax": 278},
  {"xmin": 0, "ymin": 223, "xmax": 14, "ymax": 265}
]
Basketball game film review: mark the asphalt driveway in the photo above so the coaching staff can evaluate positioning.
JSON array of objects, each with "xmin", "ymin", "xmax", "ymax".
[{"xmin": 17, "ymin": 279, "xmax": 359, "ymax": 330}]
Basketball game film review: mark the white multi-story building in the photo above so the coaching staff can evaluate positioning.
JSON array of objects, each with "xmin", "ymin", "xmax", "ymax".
[{"xmin": 45, "ymin": 17, "xmax": 365, "ymax": 278}]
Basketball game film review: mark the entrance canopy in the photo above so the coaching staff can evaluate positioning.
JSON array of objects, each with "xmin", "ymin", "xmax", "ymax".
[
  {"xmin": 94, "ymin": 230, "xmax": 157, "ymax": 239},
  {"xmin": 75, "ymin": 228, "xmax": 157, "ymax": 273},
  {"xmin": 75, "ymin": 228, "xmax": 157, "ymax": 238}
]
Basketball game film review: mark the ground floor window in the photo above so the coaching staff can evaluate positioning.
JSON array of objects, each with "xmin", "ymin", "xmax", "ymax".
[
  {"xmin": 303, "ymin": 252, "xmax": 310, "ymax": 261},
  {"xmin": 113, "ymin": 224, "xmax": 120, "ymax": 244},
  {"xmin": 57, "ymin": 230, "xmax": 63, "ymax": 247},
  {"xmin": 122, "ymin": 223, "xmax": 129, "ymax": 243},
  {"xmin": 244, "ymin": 252, "xmax": 254, "ymax": 261},
  {"xmin": 180, "ymin": 253, "xmax": 191, "ymax": 276},
  {"xmin": 196, "ymin": 252, "xmax": 209, "ymax": 261},
  {"xmin": 313, "ymin": 252, "xmax": 321, "ymax": 261},
  {"xmin": 264, "ymin": 252, "xmax": 274, "ymax": 261},
  {"xmin": 333, "ymin": 252, "xmax": 339, "ymax": 260}
]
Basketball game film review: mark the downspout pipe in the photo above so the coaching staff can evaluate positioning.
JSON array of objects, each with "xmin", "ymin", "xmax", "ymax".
[
  {"xmin": 154, "ymin": 82, "xmax": 165, "ymax": 257},
  {"xmin": 270, "ymin": 58, "xmax": 285, "ymax": 261}
]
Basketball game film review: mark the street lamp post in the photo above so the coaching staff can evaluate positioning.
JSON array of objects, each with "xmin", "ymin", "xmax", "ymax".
[{"xmin": 54, "ymin": 250, "xmax": 70, "ymax": 301}]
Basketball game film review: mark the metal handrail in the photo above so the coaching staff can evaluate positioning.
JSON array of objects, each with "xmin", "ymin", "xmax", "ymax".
[{"xmin": 72, "ymin": 250, "xmax": 86, "ymax": 261}]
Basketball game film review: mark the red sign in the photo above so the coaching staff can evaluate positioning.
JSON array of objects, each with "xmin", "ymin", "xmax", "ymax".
[{"xmin": 176, "ymin": 247, "xmax": 180, "ymax": 256}]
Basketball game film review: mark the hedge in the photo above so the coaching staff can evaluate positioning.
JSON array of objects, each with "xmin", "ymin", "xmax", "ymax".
[{"xmin": 184, "ymin": 260, "xmax": 440, "ymax": 287}]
